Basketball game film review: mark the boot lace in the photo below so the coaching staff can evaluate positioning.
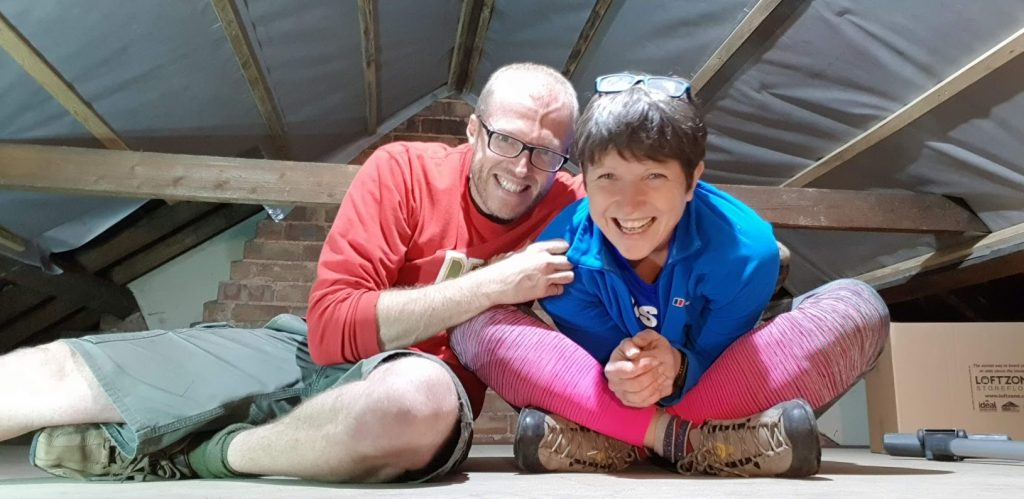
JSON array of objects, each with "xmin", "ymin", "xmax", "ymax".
[
  {"xmin": 541, "ymin": 417, "xmax": 637, "ymax": 472},
  {"xmin": 679, "ymin": 419, "xmax": 788, "ymax": 477}
]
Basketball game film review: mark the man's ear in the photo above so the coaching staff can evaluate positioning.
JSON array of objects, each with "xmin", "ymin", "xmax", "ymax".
[
  {"xmin": 466, "ymin": 114, "xmax": 479, "ymax": 146},
  {"xmin": 686, "ymin": 161, "xmax": 705, "ymax": 201}
]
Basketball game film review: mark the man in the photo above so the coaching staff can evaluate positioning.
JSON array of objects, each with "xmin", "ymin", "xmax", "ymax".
[{"xmin": 0, "ymin": 62, "xmax": 585, "ymax": 483}]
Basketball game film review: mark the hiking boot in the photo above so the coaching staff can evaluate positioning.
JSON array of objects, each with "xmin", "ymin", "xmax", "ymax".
[
  {"xmin": 30, "ymin": 424, "xmax": 195, "ymax": 481},
  {"xmin": 513, "ymin": 407, "xmax": 636, "ymax": 473},
  {"xmin": 680, "ymin": 399, "xmax": 821, "ymax": 477}
]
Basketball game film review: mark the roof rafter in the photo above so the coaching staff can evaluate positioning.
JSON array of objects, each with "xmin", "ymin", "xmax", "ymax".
[
  {"xmin": 0, "ymin": 143, "xmax": 988, "ymax": 234},
  {"xmin": 0, "ymin": 224, "xmax": 27, "ymax": 253},
  {"xmin": 783, "ymin": 25, "xmax": 1024, "ymax": 187},
  {"xmin": 857, "ymin": 222, "xmax": 1024, "ymax": 290},
  {"xmin": 462, "ymin": 0, "xmax": 495, "ymax": 94},
  {"xmin": 0, "ymin": 255, "xmax": 138, "ymax": 318},
  {"xmin": 879, "ymin": 247, "xmax": 1024, "ymax": 304},
  {"xmin": 357, "ymin": 0, "xmax": 381, "ymax": 133},
  {"xmin": 448, "ymin": 0, "xmax": 480, "ymax": 93},
  {"xmin": 0, "ymin": 11, "xmax": 128, "ymax": 150},
  {"xmin": 562, "ymin": 0, "xmax": 614, "ymax": 79},
  {"xmin": 691, "ymin": 0, "xmax": 785, "ymax": 92},
  {"xmin": 211, "ymin": 0, "xmax": 290, "ymax": 158}
]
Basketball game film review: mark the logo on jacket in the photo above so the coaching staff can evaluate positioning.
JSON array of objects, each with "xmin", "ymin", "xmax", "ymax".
[{"xmin": 672, "ymin": 297, "xmax": 688, "ymax": 307}]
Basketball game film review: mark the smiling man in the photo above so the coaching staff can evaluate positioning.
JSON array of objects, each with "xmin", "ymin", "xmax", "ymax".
[{"xmin": 6, "ymin": 63, "xmax": 587, "ymax": 484}]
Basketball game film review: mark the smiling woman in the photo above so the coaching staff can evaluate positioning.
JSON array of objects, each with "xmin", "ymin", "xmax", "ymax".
[{"xmin": 450, "ymin": 72, "xmax": 890, "ymax": 480}]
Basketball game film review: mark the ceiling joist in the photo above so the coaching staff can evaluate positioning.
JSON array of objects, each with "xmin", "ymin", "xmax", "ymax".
[
  {"xmin": 691, "ymin": 0, "xmax": 785, "ymax": 92},
  {"xmin": 857, "ymin": 222, "xmax": 1024, "ymax": 290},
  {"xmin": 562, "ymin": 0, "xmax": 614, "ymax": 79},
  {"xmin": 211, "ymin": 0, "xmax": 290, "ymax": 158},
  {"xmin": 74, "ymin": 202, "xmax": 220, "ymax": 271},
  {"xmin": 783, "ymin": 25, "xmax": 1024, "ymax": 187},
  {"xmin": 0, "ymin": 11, "xmax": 128, "ymax": 150},
  {"xmin": 0, "ymin": 143, "xmax": 988, "ymax": 235},
  {"xmin": 357, "ymin": 0, "xmax": 381, "ymax": 133},
  {"xmin": 0, "ymin": 298, "xmax": 81, "ymax": 352},
  {"xmin": 879, "ymin": 247, "xmax": 1024, "ymax": 304},
  {"xmin": 106, "ymin": 204, "xmax": 261, "ymax": 285},
  {"xmin": 0, "ymin": 224, "xmax": 27, "ymax": 253},
  {"xmin": 0, "ymin": 255, "xmax": 138, "ymax": 318},
  {"xmin": 0, "ymin": 143, "xmax": 360, "ymax": 207},
  {"xmin": 720, "ymin": 185, "xmax": 987, "ymax": 233}
]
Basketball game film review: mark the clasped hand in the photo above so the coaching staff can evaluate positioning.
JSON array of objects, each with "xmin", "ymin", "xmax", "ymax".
[{"xmin": 604, "ymin": 329, "xmax": 680, "ymax": 408}]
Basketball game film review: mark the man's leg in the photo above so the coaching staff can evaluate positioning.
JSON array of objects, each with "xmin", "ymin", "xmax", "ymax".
[
  {"xmin": 220, "ymin": 355, "xmax": 465, "ymax": 482},
  {"xmin": 0, "ymin": 341, "xmax": 121, "ymax": 441}
]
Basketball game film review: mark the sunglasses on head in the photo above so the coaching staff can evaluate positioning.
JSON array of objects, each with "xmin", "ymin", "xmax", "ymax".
[{"xmin": 594, "ymin": 73, "xmax": 693, "ymax": 101}]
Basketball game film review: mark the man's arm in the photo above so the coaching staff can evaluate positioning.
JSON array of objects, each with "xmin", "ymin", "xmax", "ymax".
[{"xmin": 376, "ymin": 240, "xmax": 574, "ymax": 351}]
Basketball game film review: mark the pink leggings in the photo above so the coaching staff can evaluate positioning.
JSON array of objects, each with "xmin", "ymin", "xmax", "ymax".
[{"xmin": 450, "ymin": 279, "xmax": 889, "ymax": 446}]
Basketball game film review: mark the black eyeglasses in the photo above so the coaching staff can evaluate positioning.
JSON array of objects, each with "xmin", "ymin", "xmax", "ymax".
[
  {"xmin": 595, "ymin": 73, "xmax": 693, "ymax": 101},
  {"xmin": 477, "ymin": 118, "xmax": 569, "ymax": 173}
]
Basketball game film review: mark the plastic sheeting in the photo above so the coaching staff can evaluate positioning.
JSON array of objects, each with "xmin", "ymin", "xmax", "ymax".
[
  {"xmin": 695, "ymin": 0, "xmax": 1024, "ymax": 291},
  {"xmin": 1, "ymin": 0, "xmax": 1022, "ymax": 288}
]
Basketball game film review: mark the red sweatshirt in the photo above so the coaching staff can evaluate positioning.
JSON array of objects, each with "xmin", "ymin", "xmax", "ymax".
[{"xmin": 307, "ymin": 141, "xmax": 584, "ymax": 416}]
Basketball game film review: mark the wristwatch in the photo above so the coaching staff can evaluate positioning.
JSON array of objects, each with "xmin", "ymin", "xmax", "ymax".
[{"xmin": 672, "ymin": 351, "xmax": 688, "ymax": 394}]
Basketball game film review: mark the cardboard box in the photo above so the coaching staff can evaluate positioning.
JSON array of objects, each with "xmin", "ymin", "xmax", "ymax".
[{"xmin": 865, "ymin": 322, "xmax": 1024, "ymax": 453}]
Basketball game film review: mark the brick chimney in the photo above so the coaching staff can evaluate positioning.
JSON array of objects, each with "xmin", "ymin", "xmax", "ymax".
[{"xmin": 203, "ymin": 98, "xmax": 519, "ymax": 444}]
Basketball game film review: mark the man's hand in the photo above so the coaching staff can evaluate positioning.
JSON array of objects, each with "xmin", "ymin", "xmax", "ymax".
[
  {"xmin": 472, "ymin": 240, "xmax": 574, "ymax": 305},
  {"xmin": 604, "ymin": 330, "xmax": 680, "ymax": 407}
]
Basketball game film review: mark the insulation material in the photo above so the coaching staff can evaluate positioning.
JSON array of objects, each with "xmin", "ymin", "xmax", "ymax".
[
  {"xmin": 566, "ymin": 0, "xmax": 756, "ymax": 103},
  {"xmin": 815, "ymin": 54, "xmax": 1024, "ymax": 231},
  {"xmin": 378, "ymin": 0, "xmax": 460, "ymax": 120},
  {"xmin": 0, "ymin": 192, "xmax": 144, "ymax": 272},
  {"xmin": 695, "ymin": 0, "xmax": 1024, "ymax": 291},
  {"xmin": 470, "ymin": 0, "xmax": 594, "ymax": 97},
  {"xmin": 0, "ymin": 0, "xmax": 269, "ymax": 157},
  {"xmin": 240, "ymin": 0, "xmax": 368, "ymax": 161}
]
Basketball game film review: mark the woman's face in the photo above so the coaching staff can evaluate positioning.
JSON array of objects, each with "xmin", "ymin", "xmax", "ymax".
[{"xmin": 585, "ymin": 152, "xmax": 703, "ymax": 268}]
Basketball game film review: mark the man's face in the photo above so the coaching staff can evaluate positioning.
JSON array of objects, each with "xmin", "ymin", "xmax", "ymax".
[
  {"xmin": 465, "ymin": 97, "xmax": 574, "ymax": 222},
  {"xmin": 585, "ymin": 152, "xmax": 703, "ymax": 267}
]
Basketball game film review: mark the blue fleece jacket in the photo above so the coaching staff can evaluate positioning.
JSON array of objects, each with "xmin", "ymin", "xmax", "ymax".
[{"xmin": 538, "ymin": 181, "xmax": 779, "ymax": 406}]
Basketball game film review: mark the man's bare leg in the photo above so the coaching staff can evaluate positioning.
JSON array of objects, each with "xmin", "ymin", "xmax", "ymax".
[
  {"xmin": 226, "ymin": 356, "xmax": 461, "ymax": 482},
  {"xmin": 0, "ymin": 342, "xmax": 122, "ymax": 441}
]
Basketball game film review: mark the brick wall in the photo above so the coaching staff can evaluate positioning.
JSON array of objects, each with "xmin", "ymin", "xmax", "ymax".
[{"xmin": 203, "ymin": 98, "xmax": 520, "ymax": 444}]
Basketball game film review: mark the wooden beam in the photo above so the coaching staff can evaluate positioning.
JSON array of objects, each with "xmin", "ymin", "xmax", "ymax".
[
  {"xmin": 0, "ymin": 224, "xmax": 27, "ymax": 253},
  {"xmin": 357, "ymin": 0, "xmax": 381, "ymax": 133},
  {"xmin": 1, "ymin": 143, "xmax": 990, "ymax": 234},
  {"xmin": 783, "ymin": 26, "xmax": 1024, "ymax": 187},
  {"xmin": 0, "ymin": 143, "xmax": 359, "ymax": 207},
  {"xmin": 562, "ymin": 0, "xmax": 613, "ymax": 79},
  {"xmin": 0, "ymin": 255, "xmax": 139, "ymax": 318},
  {"xmin": 106, "ymin": 204, "xmax": 262, "ymax": 285},
  {"xmin": 880, "ymin": 247, "xmax": 1024, "ymax": 304},
  {"xmin": 0, "ymin": 298, "xmax": 80, "ymax": 352},
  {"xmin": 211, "ymin": 0, "xmax": 290, "ymax": 158},
  {"xmin": 74, "ymin": 202, "xmax": 220, "ymax": 272},
  {"xmin": 462, "ymin": 0, "xmax": 495, "ymax": 93},
  {"xmin": 717, "ymin": 184, "xmax": 988, "ymax": 233},
  {"xmin": 448, "ymin": 0, "xmax": 482, "ymax": 93},
  {"xmin": 0, "ymin": 284, "xmax": 48, "ymax": 326},
  {"xmin": 19, "ymin": 307, "xmax": 102, "ymax": 349},
  {"xmin": 691, "ymin": 0, "xmax": 784, "ymax": 92},
  {"xmin": 858, "ymin": 222, "xmax": 1024, "ymax": 290},
  {"xmin": 0, "ymin": 12, "xmax": 128, "ymax": 150}
]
